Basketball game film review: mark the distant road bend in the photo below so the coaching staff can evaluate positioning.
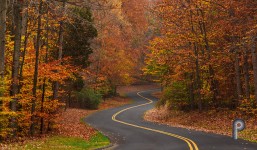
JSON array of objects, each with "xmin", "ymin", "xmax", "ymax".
[{"xmin": 85, "ymin": 89, "xmax": 257, "ymax": 150}]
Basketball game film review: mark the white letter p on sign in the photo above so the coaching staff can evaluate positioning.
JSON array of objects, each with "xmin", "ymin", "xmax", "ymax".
[{"xmin": 232, "ymin": 119, "xmax": 245, "ymax": 140}]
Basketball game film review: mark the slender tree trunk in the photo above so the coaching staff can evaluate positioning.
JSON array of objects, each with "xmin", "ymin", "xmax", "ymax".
[
  {"xmin": 251, "ymin": 36, "xmax": 257, "ymax": 103},
  {"xmin": 40, "ymin": 78, "xmax": 46, "ymax": 134},
  {"xmin": 40, "ymin": 8, "xmax": 49, "ymax": 134},
  {"xmin": 189, "ymin": 72, "xmax": 194, "ymax": 110},
  {"xmin": 19, "ymin": 7, "xmax": 29, "ymax": 93},
  {"xmin": 10, "ymin": 0, "xmax": 23, "ymax": 107},
  {"xmin": 30, "ymin": 0, "xmax": 43, "ymax": 136},
  {"xmin": 53, "ymin": 1, "xmax": 65, "ymax": 100},
  {"xmin": 189, "ymin": 9, "xmax": 201, "ymax": 111},
  {"xmin": 243, "ymin": 47, "xmax": 250, "ymax": 100},
  {"xmin": 195, "ymin": 44, "xmax": 202, "ymax": 111},
  {"xmin": 234, "ymin": 48, "xmax": 242, "ymax": 102},
  {"xmin": 0, "ymin": 0, "xmax": 7, "ymax": 111},
  {"xmin": 10, "ymin": 0, "xmax": 23, "ymax": 137},
  {"xmin": 0, "ymin": 0, "xmax": 7, "ymax": 79},
  {"xmin": 66, "ymin": 90, "xmax": 71, "ymax": 110}
]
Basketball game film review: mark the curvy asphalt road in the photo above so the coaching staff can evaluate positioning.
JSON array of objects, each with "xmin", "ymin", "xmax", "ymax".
[{"xmin": 85, "ymin": 89, "xmax": 257, "ymax": 150}]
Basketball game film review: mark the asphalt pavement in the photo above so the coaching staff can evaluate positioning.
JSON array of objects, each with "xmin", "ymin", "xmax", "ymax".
[{"xmin": 84, "ymin": 89, "xmax": 257, "ymax": 150}]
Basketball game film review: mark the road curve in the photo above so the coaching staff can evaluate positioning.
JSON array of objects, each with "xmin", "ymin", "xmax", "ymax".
[{"xmin": 85, "ymin": 89, "xmax": 257, "ymax": 150}]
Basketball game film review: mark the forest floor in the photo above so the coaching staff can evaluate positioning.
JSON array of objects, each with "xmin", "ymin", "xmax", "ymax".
[
  {"xmin": 144, "ymin": 92, "xmax": 257, "ymax": 143},
  {"xmin": 2, "ymin": 84, "xmax": 159, "ymax": 149}
]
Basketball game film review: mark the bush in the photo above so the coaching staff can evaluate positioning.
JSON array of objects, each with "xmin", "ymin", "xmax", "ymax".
[
  {"xmin": 97, "ymin": 82, "xmax": 113, "ymax": 98},
  {"xmin": 156, "ymin": 82, "xmax": 190, "ymax": 110},
  {"xmin": 95, "ymin": 80, "xmax": 117, "ymax": 98},
  {"xmin": 75, "ymin": 88, "xmax": 102, "ymax": 109}
]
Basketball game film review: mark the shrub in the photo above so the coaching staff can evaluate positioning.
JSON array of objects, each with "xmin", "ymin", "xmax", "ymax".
[
  {"xmin": 156, "ymin": 82, "xmax": 190, "ymax": 110},
  {"xmin": 95, "ymin": 80, "xmax": 117, "ymax": 98},
  {"xmin": 97, "ymin": 82, "xmax": 113, "ymax": 98},
  {"xmin": 75, "ymin": 88, "xmax": 102, "ymax": 109}
]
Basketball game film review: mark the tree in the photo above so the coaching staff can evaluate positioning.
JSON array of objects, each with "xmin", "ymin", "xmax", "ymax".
[
  {"xmin": 251, "ymin": 36, "xmax": 257, "ymax": 103},
  {"xmin": 0, "ymin": 0, "xmax": 7, "ymax": 112},
  {"xmin": 0, "ymin": 0, "xmax": 7, "ymax": 79},
  {"xmin": 53, "ymin": 0, "xmax": 66, "ymax": 101},
  {"xmin": 63, "ymin": 7, "xmax": 97, "ymax": 68},
  {"xmin": 242, "ymin": 45, "xmax": 250, "ymax": 100},
  {"xmin": 10, "ymin": 0, "xmax": 24, "ymax": 136},
  {"xmin": 30, "ymin": 0, "xmax": 43, "ymax": 136}
]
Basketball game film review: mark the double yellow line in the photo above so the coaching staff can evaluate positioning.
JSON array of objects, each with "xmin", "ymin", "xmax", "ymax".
[{"xmin": 112, "ymin": 91, "xmax": 199, "ymax": 150}]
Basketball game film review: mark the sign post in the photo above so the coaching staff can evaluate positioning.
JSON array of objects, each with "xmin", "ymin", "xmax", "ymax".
[{"xmin": 232, "ymin": 119, "xmax": 245, "ymax": 140}]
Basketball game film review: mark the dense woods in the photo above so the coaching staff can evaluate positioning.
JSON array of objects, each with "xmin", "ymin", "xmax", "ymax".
[
  {"xmin": 1, "ymin": 0, "xmax": 256, "ymax": 143},
  {"xmin": 0, "ymin": 0, "xmax": 149, "ymax": 140},
  {"xmin": 144, "ymin": 0, "xmax": 257, "ymax": 113}
]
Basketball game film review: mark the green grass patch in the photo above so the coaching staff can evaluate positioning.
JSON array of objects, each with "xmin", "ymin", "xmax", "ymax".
[{"xmin": 9, "ymin": 132, "xmax": 110, "ymax": 150}]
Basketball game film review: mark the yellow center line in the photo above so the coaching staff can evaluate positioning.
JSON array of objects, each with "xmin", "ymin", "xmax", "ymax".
[{"xmin": 111, "ymin": 90, "xmax": 199, "ymax": 150}]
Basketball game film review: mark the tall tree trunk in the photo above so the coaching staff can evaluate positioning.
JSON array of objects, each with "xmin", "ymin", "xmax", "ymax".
[
  {"xmin": 19, "ymin": 7, "xmax": 29, "ymax": 93},
  {"xmin": 234, "ymin": 48, "xmax": 242, "ymax": 102},
  {"xmin": 251, "ymin": 36, "xmax": 257, "ymax": 103},
  {"xmin": 190, "ymin": 9, "xmax": 202, "ymax": 111},
  {"xmin": 53, "ymin": 1, "xmax": 65, "ymax": 100},
  {"xmin": 40, "ymin": 8, "xmax": 49, "ymax": 134},
  {"xmin": 10, "ymin": 0, "xmax": 23, "ymax": 136},
  {"xmin": 30, "ymin": 0, "xmax": 43, "ymax": 136},
  {"xmin": 0, "ymin": 0, "xmax": 7, "ymax": 79},
  {"xmin": 10, "ymin": 0, "xmax": 23, "ymax": 106},
  {"xmin": 0, "ymin": 0, "xmax": 7, "ymax": 111},
  {"xmin": 243, "ymin": 47, "xmax": 250, "ymax": 100},
  {"xmin": 195, "ymin": 44, "xmax": 202, "ymax": 111}
]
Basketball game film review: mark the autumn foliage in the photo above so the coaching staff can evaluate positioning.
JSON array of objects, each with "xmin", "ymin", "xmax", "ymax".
[
  {"xmin": 144, "ymin": 0, "xmax": 257, "ymax": 113},
  {"xmin": 0, "ymin": 0, "xmax": 150, "ymax": 142},
  {"xmin": 0, "ymin": 0, "xmax": 256, "ymax": 144}
]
